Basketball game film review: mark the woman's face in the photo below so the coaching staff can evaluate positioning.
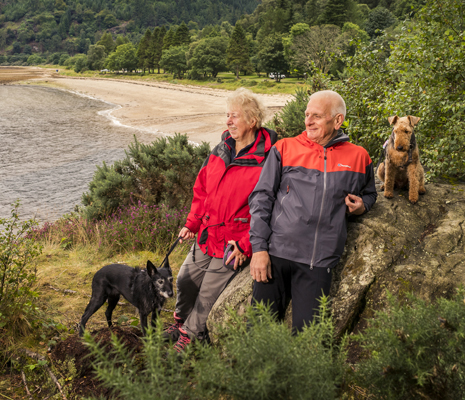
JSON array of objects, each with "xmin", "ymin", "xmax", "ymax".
[{"xmin": 226, "ymin": 107, "xmax": 255, "ymax": 141}]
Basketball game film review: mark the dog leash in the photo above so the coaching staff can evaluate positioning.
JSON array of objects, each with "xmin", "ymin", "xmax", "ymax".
[{"xmin": 157, "ymin": 236, "xmax": 182, "ymax": 269}]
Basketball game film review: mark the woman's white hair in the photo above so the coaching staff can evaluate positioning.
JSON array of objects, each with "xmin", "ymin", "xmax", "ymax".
[
  {"xmin": 226, "ymin": 87, "xmax": 266, "ymax": 129},
  {"xmin": 309, "ymin": 90, "xmax": 346, "ymax": 118}
]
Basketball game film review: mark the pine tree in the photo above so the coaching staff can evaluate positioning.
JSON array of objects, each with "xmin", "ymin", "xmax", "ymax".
[
  {"xmin": 137, "ymin": 28, "xmax": 152, "ymax": 72},
  {"xmin": 227, "ymin": 23, "xmax": 249, "ymax": 78},
  {"xmin": 152, "ymin": 26, "xmax": 166, "ymax": 73},
  {"xmin": 163, "ymin": 27, "xmax": 176, "ymax": 50},
  {"xmin": 320, "ymin": 0, "xmax": 349, "ymax": 27},
  {"xmin": 97, "ymin": 32, "xmax": 115, "ymax": 54},
  {"xmin": 174, "ymin": 22, "xmax": 191, "ymax": 46}
]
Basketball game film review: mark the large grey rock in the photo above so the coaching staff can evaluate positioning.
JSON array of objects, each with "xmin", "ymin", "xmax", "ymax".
[{"xmin": 207, "ymin": 182, "xmax": 465, "ymax": 340}]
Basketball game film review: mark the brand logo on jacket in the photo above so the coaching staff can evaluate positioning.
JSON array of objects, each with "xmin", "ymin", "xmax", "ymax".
[{"xmin": 338, "ymin": 163, "xmax": 352, "ymax": 168}]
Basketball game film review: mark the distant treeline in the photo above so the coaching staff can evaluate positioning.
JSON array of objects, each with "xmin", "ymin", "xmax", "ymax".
[{"xmin": 1, "ymin": 0, "xmax": 423, "ymax": 75}]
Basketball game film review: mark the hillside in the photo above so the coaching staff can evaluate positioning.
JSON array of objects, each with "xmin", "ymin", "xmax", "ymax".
[{"xmin": 0, "ymin": 0, "xmax": 259, "ymax": 55}]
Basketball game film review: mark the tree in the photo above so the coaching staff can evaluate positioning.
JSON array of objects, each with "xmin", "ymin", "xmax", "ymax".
[
  {"xmin": 162, "ymin": 27, "xmax": 176, "ymax": 50},
  {"xmin": 105, "ymin": 43, "xmax": 138, "ymax": 72},
  {"xmin": 151, "ymin": 26, "xmax": 166, "ymax": 73},
  {"xmin": 257, "ymin": 33, "xmax": 289, "ymax": 81},
  {"xmin": 227, "ymin": 23, "xmax": 249, "ymax": 78},
  {"xmin": 74, "ymin": 54, "xmax": 88, "ymax": 73},
  {"xmin": 87, "ymin": 44, "xmax": 107, "ymax": 70},
  {"xmin": 188, "ymin": 36, "xmax": 228, "ymax": 78},
  {"xmin": 175, "ymin": 22, "xmax": 191, "ymax": 46},
  {"xmin": 365, "ymin": 7, "xmax": 397, "ymax": 38},
  {"xmin": 289, "ymin": 25, "xmax": 342, "ymax": 75},
  {"xmin": 160, "ymin": 45, "xmax": 188, "ymax": 79},
  {"xmin": 97, "ymin": 32, "xmax": 116, "ymax": 54},
  {"xmin": 137, "ymin": 28, "xmax": 152, "ymax": 72},
  {"xmin": 320, "ymin": 0, "xmax": 349, "ymax": 27}
]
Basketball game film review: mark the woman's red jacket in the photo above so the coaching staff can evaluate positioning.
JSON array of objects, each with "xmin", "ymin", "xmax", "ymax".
[{"xmin": 184, "ymin": 127, "xmax": 277, "ymax": 258}]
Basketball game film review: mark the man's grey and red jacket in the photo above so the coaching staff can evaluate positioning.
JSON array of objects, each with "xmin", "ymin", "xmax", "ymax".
[{"xmin": 249, "ymin": 130, "xmax": 377, "ymax": 269}]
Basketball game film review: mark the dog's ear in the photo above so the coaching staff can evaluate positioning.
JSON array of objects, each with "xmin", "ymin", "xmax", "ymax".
[
  {"xmin": 388, "ymin": 116, "xmax": 398, "ymax": 126},
  {"xmin": 162, "ymin": 258, "xmax": 172, "ymax": 274},
  {"xmin": 146, "ymin": 260, "xmax": 159, "ymax": 277},
  {"xmin": 408, "ymin": 116, "xmax": 420, "ymax": 126}
]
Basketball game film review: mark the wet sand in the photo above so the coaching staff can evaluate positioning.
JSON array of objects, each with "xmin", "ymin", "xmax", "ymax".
[{"xmin": 2, "ymin": 66, "xmax": 291, "ymax": 145}]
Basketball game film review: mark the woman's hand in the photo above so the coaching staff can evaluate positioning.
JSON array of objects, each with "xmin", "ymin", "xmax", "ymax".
[
  {"xmin": 178, "ymin": 227, "xmax": 194, "ymax": 243},
  {"xmin": 226, "ymin": 240, "xmax": 247, "ymax": 270}
]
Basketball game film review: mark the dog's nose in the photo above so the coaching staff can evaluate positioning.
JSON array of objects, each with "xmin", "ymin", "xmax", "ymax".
[{"xmin": 396, "ymin": 145, "xmax": 403, "ymax": 151}]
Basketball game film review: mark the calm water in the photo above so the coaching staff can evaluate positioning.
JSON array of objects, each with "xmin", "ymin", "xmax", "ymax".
[{"xmin": 0, "ymin": 85, "xmax": 158, "ymax": 222}]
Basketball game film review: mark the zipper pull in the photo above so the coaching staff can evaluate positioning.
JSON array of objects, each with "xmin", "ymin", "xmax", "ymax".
[{"xmin": 286, "ymin": 185, "xmax": 290, "ymax": 194}]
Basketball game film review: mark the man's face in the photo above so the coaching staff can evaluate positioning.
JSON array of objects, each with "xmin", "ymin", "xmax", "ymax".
[{"xmin": 304, "ymin": 98, "xmax": 342, "ymax": 146}]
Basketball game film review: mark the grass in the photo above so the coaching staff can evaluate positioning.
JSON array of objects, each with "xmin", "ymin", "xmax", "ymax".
[
  {"xmin": 41, "ymin": 65, "xmax": 307, "ymax": 95},
  {"xmin": 34, "ymin": 241, "xmax": 189, "ymax": 336}
]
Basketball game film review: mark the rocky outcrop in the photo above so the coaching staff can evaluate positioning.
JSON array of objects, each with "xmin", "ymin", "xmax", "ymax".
[{"xmin": 207, "ymin": 182, "xmax": 465, "ymax": 339}]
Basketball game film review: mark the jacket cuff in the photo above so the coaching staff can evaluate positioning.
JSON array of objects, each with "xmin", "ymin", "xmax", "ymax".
[{"xmin": 252, "ymin": 242, "xmax": 269, "ymax": 253}]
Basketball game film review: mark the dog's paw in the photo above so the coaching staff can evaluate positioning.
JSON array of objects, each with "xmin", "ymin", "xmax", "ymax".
[
  {"xmin": 384, "ymin": 191, "xmax": 394, "ymax": 199},
  {"xmin": 419, "ymin": 188, "xmax": 426, "ymax": 195},
  {"xmin": 409, "ymin": 197, "xmax": 418, "ymax": 204},
  {"xmin": 379, "ymin": 184, "xmax": 385, "ymax": 191}
]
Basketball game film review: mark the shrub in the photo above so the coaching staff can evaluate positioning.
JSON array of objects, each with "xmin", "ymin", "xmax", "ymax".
[
  {"xmin": 83, "ymin": 322, "xmax": 193, "ymax": 400},
  {"xmin": 81, "ymin": 134, "xmax": 211, "ymax": 220},
  {"xmin": 269, "ymin": 87, "xmax": 309, "ymax": 139},
  {"xmin": 352, "ymin": 289, "xmax": 465, "ymax": 399},
  {"xmin": 195, "ymin": 299, "xmax": 347, "ymax": 400},
  {"xmin": 31, "ymin": 202, "xmax": 189, "ymax": 254},
  {"xmin": 0, "ymin": 201, "xmax": 42, "ymax": 338},
  {"xmin": 84, "ymin": 301, "xmax": 347, "ymax": 400}
]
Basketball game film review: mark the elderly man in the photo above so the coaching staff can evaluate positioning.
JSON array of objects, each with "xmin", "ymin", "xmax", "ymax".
[{"xmin": 249, "ymin": 90, "xmax": 377, "ymax": 332}]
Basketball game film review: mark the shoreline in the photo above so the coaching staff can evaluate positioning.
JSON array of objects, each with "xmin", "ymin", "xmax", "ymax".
[{"xmin": 1, "ymin": 67, "xmax": 291, "ymax": 145}]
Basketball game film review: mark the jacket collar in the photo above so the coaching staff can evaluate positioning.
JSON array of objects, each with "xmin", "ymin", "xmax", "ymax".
[
  {"xmin": 221, "ymin": 127, "xmax": 278, "ymax": 165},
  {"xmin": 296, "ymin": 129, "xmax": 349, "ymax": 149}
]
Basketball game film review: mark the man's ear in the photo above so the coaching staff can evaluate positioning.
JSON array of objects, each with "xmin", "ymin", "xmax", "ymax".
[{"xmin": 334, "ymin": 113, "xmax": 344, "ymax": 130}]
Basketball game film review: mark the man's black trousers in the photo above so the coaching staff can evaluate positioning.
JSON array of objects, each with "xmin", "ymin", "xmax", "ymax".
[{"xmin": 252, "ymin": 255, "xmax": 332, "ymax": 333}]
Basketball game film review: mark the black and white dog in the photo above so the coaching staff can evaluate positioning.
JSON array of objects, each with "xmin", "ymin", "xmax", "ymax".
[{"xmin": 79, "ymin": 260, "xmax": 173, "ymax": 336}]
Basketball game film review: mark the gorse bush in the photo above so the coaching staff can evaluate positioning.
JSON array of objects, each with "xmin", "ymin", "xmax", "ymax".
[
  {"xmin": 194, "ymin": 298, "xmax": 347, "ymax": 400},
  {"xmin": 0, "ymin": 201, "xmax": 42, "ymax": 339},
  {"xmin": 31, "ymin": 202, "xmax": 189, "ymax": 254},
  {"xmin": 352, "ymin": 289, "xmax": 465, "ymax": 400},
  {"xmin": 82, "ymin": 133, "xmax": 211, "ymax": 220},
  {"xmin": 84, "ymin": 301, "xmax": 347, "ymax": 400},
  {"xmin": 83, "ymin": 323, "xmax": 193, "ymax": 400}
]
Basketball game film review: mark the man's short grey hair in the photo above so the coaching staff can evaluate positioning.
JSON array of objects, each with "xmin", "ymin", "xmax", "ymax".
[
  {"xmin": 226, "ymin": 87, "xmax": 266, "ymax": 129},
  {"xmin": 309, "ymin": 90, "xmax": 346, "ymax": 118}
]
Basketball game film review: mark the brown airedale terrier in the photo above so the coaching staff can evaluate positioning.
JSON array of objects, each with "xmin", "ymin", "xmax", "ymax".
[{"xmin": 377, "ymin": 115, "xmax": 426, "ymax": 204}]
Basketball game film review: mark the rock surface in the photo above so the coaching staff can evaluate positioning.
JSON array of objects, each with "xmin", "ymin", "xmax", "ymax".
[{"xmin": 207, "ymin": 182, "xmax": 465, "ymax": 339}]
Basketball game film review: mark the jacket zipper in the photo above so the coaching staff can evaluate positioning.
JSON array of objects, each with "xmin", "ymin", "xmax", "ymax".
[
  {"xmin": 274, "ymin": 185, "xmax": 290, "ymax": 224},
  {"xmin": 310, "ymin": 149, "xmax": 327, "ymax": 269}
]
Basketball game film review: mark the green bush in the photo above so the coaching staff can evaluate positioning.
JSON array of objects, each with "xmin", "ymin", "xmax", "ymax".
[
  {"xmin": 337, "ymin": 0, "xmax": 465, "ymax": 179},
  {"xmin": 82, "ymin": 134, "xmax": 211, "ymax": 220},
  {"xmin": 84, "ymin": 322, "xmax": 194, "ymax": 400},
  {"xmin": 269, "ymin": 87, "xmax": 309, "ymax": 139},
  {"xmin": 0, "ymin": 201, "xmax": 42, "ymax": 339},
  {"xmin": 195, "ymin": 299, "xmax": 348, "ymax": 400},
  {"xmin": 352, "ymin": 289, "xmax": 465, "ymax": 400},
  {"xmin": 84, "ymin": 301, "xmax": 347, "ymax": 400}
]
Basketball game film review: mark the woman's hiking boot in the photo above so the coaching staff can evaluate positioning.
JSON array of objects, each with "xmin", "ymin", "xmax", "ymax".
[
  {"xmin": 173, "ymin": 328, "xmax": 191, "ymax": 353},
  {"xmin": 162, "ymin": 313, "xmax": 184, "ymax": 342}
]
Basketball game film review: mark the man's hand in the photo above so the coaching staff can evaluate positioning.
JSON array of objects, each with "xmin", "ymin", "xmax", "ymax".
[
  {"xmin": 345, "ymin": 193, "xmax": 366, "ymax": 215},
  {"xmin": 178, "ymin": 227, "xmax": 194, "ymax": 243},
  {"xmin": 250, "ymin": 251, "xmax": 272, "ymax": 283},
  {"xmin": 225, "ymin": 240, "xmax": 247, "ymax": 270}
]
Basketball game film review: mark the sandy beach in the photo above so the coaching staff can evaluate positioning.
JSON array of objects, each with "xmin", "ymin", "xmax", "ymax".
[{"xmin": 1, "ymin": 66, "xmax": 291, "ymax": 145}]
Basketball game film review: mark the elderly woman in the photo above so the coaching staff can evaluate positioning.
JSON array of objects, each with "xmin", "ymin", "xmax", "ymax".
[{"xmin": 165, "ymin": 88, "xmax": 277, "ymax": 352}]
